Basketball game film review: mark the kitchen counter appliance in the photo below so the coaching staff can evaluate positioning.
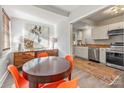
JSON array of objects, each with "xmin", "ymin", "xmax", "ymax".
[
  {"xmin": 88, "ymin": 48, "xmax": 99, "ymax": 62},
  {"xmin": 106, "ymin": 42, "xmax": 124, "ymax": 70}
]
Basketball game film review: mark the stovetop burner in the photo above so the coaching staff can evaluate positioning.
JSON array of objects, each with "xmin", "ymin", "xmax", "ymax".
[
  {"xmin": 111, "ymin": 42, "xmax": 124, "ymax": 46},
  {"xmin": 107, "ymin": 42, "xmax": 124, "ymax": 53}
]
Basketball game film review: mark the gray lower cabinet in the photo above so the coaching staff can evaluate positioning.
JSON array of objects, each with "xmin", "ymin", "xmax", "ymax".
[
  {"xmin": 99, "ymin": 48, "xmax": 106, "ymax": 64},
  {"xmin": 74, "ymin": 46, "xmax": 106, "ymax": 64},
  {"xmin": 74, "ymin": 46, "xmax": 88, "ymax": 59}
]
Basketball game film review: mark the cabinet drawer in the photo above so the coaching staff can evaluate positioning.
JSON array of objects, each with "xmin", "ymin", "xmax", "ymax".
[
  {"xmin": 14, "ymin": 61, "xmax": 25, "ymax": 66},
  {"xmin": 36, "ymin": 49, "xmax": 58, "ymax": 57},
  {"xmin": 47, "ymin": 50, "xmax": 58, "ymax": 56}
]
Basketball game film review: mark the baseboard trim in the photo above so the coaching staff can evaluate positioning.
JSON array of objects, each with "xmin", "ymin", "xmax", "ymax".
[{"xmin": 0, "ymin": 70, "xmax": 9, "ymax": 88}]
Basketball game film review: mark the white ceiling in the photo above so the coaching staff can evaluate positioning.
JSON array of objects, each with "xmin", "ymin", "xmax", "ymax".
[
  {"xmin": 2, "ymin": 5, "xmax": 68, "ymax": 25},
  {"xmin": 86, "ymin": 6, "xmax": 124, "ymax": 22},
  {"xmin": 54, "ymin": 5, "xmax": 80, "ymax": 12},
  {"xmin": 35, "ymin": 5, "xmax": 80, "ymax": 17},
  {"xmin": 73, "ymin": 21, "xmax": 87, "ymax": 29}
]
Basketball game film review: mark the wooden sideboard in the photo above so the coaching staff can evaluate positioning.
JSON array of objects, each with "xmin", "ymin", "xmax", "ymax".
[
  {"xmin": 13, "ymin": 51, "xmax": 35, "ymax": 68},
  {"xmin": 35, "ymin": 49, "xmax": 58, "ymax": 57},
  {"xmin": 13, "ymin": 49, "xmax": 59, "ymax": 68}
]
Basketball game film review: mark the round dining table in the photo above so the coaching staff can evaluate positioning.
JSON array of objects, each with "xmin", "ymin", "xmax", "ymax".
[{"xmin": 22, "ymin": 56, "xmax": 71, "ymax": 88}]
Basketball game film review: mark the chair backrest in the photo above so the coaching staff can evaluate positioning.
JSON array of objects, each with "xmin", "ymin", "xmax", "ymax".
[
  {"xmin": 8, "ymin": 65, "xmax": 21, "ymax": 88},
  {"xmin": 37, "ymin": 52, "xmax": 48, "ymax": 58},
  {"xmin": 57, "ymin": 77, "xmax": 78, "ymax": 88},
  {"xmin": 65, "ymin": 55, "xmax": 74, "ymax": 70}
]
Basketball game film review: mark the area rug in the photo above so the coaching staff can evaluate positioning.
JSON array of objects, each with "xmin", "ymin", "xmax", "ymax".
[{"xmin": 74, "ymin": 58, "xmax": 122, "ymax": 85}]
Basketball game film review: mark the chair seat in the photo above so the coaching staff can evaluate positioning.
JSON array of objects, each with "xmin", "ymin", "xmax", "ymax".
[
  {"xmin": 42, "ymin": 77, "xmax": 78, "ymax": 88},
  {"xmin": 16, "ymin": 76, "xmax": 29, "ymax": 88},
  {"xmin": 57, "ymin": 77, "xmax": 78, "ymax": 88},
  {"xmin": 8, "ymin": 65, "xmax": 45, "ymax": 88},
  {"xmin": 18, "ymin": 80, "xmax": 44, "ymax": 88},
  {"xmin": 42, "ymin": 80, "xmax": 66, "ymax": 88}
]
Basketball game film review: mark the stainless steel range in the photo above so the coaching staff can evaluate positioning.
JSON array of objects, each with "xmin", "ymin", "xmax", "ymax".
[{"xmin": 106, "ymin": 42, "xmax": 124, "ymax": 70}]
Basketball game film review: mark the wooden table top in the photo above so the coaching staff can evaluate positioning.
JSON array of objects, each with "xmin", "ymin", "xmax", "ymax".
[{"xmin": 22, "ymin": 57, "xmax": 71, "ymax": 88}]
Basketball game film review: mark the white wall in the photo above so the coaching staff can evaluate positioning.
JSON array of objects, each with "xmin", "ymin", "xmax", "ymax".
[
  {"xmin": 11, "ymin": 18, "xmax": 25, "ymax": 51},
  {"xmin": 11, "ymin": 18, "xmax": 56, "ymax": 51},
  {"xmin": 57, "ymin": 5, "xmax": 108, "ymax": 57},
  {"xmin": 0, "ymin": 6, "xmax": 12, "ymax": 87},
  {"xmin": 0, "ymin": 6, "xmax": 2, "ymax": 56},
  {"xmin": 57, "ymin": 20, "xmax": 71, "ymax": 57}
]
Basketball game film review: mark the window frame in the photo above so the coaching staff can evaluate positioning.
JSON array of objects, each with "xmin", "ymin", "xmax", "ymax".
[{"xmin": 2, "ymin": 9, "xmax": 11, "ymax": 51}]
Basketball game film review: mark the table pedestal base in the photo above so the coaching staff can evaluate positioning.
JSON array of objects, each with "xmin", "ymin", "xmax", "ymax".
[{"xmin": 29, "ymin": 82, "xmax": 38, "ymax": 88}]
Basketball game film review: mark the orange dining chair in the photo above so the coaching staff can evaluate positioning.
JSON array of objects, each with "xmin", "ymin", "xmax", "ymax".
[
  {"xmin": 65, "ymin": 55, "xmax": 75, "ymax": 80},
  {"xmin": 42, "ymin": 79, "xmax": 66, "ymax": 88},
  {"xmin": 42, "ymin": 77, "xmax": 78, "ymax": 88},
  {"xmin": 37, "ymin": 52, "xmax": 48, "ymax": 58},
  {"xmin": 65, "ymin": 55, "xmax": 74, "ymax": 70},
  {"xmin": 8, "ymin": 65, "xmax": 29, "ymax": 88},
  {"xmin": 57, "ymin": 77, "xmax": 79, "ymax": 88},
  {"xmin": 8, "ymin": 65, "xmax": 44, "ymax": 88}
]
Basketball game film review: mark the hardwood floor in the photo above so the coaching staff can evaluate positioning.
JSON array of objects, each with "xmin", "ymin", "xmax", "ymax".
[
  {"xmin": 2, "ymin": 58, "xmax": 124, "ymax": 88},
  {"xmin": 74, "ymin": 57, "xmax": 122, "ymax": 85}
]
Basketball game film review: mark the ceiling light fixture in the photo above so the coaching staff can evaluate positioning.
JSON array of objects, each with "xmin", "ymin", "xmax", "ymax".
[{"xmin": 103, "ymin": 5, "xmax": 124, "ymax": 15}]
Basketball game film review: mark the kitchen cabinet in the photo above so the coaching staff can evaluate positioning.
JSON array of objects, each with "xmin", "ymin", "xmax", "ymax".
[
  {"xmin": 92, "ymin": 25, "xmax": 109, "ymax": 40},
  {"xmin": 74, "ymin": 31, "xmax": 83, "ymax": 41},
  {"xmin": 74, "ymin": 46, "xmax": 88, "ymax": 59},
  {"xmin": 108, "ymin": 21, "xmax": 124, "ymax": 31},
  {"xmin": 99, "ymin": 48, "xmax": 106, "ymax": 64},
  {"xmin": 77, "ymin": 31, "xmax": 83, "ymax": 40}
]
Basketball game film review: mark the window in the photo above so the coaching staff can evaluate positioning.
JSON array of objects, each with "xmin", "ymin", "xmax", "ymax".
[{"xmin": 2, "ymin": 9, "xmax": 10, "ymax": 51}]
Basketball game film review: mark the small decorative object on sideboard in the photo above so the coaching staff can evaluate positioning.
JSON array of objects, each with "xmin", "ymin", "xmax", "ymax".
[
  {"xmin": 18, "ymin": 36, "xmax": 24, "ymax": 51},
  {"xmin": 51, "ymin": 38, "xmax": 58, "ymax": 49}
]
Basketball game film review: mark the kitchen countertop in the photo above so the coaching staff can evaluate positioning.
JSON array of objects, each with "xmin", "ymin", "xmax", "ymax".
[{"xmin": 73, "ymin": 44, "xmax": 110, "ymax": 48}]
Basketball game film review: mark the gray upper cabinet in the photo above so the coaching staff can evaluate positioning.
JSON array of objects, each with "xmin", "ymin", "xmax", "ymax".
[
  {"xmin": 92, "ymin": 21, "xmax": 124, "ymax": 40},
  {"xmin": 92, "ymin": 25, "xmax": 109, "ymax": 40},
  {"xmin": 108, "ymin": 21, "xmax": 124, "ymax": 31}
]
